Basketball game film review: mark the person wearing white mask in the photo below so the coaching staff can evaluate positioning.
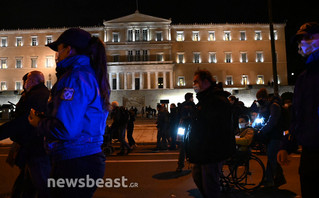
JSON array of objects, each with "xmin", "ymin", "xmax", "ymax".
[{"xmin": 235, "ymin": 114, "xmax": 255, "ymax": 152}]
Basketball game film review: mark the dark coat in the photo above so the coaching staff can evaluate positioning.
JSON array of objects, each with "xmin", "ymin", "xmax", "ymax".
[
  {"xmin": 0, "ymin": 83, "xmax": 50, "ymax": 167},
  {"xmin": 188, "ymin": 86, "xmax": 236, "ymax": 164},
  {"xmin": 285, "ymin": 50, "xmax": 319, "ymax": 151}
]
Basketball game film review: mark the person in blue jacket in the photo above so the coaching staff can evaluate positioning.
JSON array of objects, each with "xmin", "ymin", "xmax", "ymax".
[{"xmin": 28, "ymin": 28, "xmax": 110, "ymax": 198}]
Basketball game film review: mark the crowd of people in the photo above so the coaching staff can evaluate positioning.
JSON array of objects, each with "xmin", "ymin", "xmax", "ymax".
[{"xmin": 0, "ymin": 21, "xmax": 318, "ymax": 198}]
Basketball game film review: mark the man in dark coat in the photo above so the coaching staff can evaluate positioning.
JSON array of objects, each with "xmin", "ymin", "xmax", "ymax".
[
  {"xmin": 277, "ymin": 22, "xmax": 319, "ymax": 198},
  {"xmin": 188, "ymin": 69, "xmax": 236, "ymax": 198},
  {"xmin": 0, "ymin": 71, "xmax": 50, "ymax": 198}
]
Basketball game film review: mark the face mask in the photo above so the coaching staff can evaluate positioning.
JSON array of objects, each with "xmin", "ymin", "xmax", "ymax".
[
  {"xmin": 239, "ymin": 123, "xmax": 247, "ymax": 129},
  {"xmin": 193, "ymin": 84, "xmax": 200, "ymax": 94},
  {"xmin": 299, "ymin": 39, "xmax": 319, "ymax": 56}
]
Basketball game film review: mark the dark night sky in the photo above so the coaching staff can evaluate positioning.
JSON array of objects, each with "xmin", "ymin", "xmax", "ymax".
[{"xmin": 0, "ymin": 0, "xmax": 318, "ymax": 83}]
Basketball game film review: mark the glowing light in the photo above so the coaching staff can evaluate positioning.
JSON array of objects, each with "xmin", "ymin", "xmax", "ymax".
[
  {"xmin": 177, "ymin": 127, "xmax": 185, "ymax": 136},
  {"xmin": 252, "ymin": 114, "xmax": 265, "ymax": 128}
]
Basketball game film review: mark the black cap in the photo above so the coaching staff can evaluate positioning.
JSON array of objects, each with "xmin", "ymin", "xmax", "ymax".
[
  {"xmin": 294, "ymin": 22, "xmax": 319, "ymax": 42},
  {"xmin": 46, "ymin": 28, "xmax": 91, "ymax": 51}
]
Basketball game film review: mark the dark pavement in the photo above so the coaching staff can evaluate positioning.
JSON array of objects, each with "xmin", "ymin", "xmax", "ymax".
[{"xmin": 0, "ymin": 144, "xmax": 301, "ymax": 198}]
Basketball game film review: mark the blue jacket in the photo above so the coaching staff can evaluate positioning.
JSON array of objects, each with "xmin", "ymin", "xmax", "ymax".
[{"xmin": 39, "ymin": 55, "xmax": 108, "ymax": 161}]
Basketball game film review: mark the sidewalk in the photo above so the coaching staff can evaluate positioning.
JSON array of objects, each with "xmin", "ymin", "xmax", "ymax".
[{"xmin": 0, "ymin": 117, "xmax": 158, "ymax": 146}]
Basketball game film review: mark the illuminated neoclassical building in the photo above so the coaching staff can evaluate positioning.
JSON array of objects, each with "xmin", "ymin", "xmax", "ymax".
[{"xmin": 0, "ymin": 11, "xmax": 288, "ymax": 107}]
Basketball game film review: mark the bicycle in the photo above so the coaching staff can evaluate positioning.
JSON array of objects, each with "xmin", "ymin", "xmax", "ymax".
[{"xmin": 220, "ymin": 151, "xmax": 265, "ymax": 191}]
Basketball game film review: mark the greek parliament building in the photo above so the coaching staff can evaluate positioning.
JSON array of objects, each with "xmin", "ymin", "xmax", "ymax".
[{"xmin": 0, "ymin": 11, "xmax": 289, "ymax": 108}]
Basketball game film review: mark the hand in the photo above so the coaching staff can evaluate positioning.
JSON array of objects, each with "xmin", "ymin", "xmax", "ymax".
[
  {"xmin": 277, "ymin": 149, "xmax": 290, "ymax": 166},
  {"xmin": 28, "ymin": 108, "xmax": 41, "ymax": 127}
]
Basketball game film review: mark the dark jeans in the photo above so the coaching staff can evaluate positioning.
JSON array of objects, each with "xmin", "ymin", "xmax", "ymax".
[
  {"xmin": 299, "ymin": 148, "xmax": 319, "ymax": 198},
  {"xmin": 192, "ymin": 162, "xmax": 222, "ymax": 198},
  {"xmin": 50, "ymin": 152, "xmax": 105, "ymax": 198},
  {"xmin": 265, "ymin": 139, "xmax": 286, "ymax": 186},
  {"xmin": 118, "ymin": 126, "xmax": 130, "ymax": 151},
  {"xmin": 177, "ymin": 141, "xmax": 186, "ymax": 168},
  {"xmin": 11, "ymin": 155, "xmax": 51, "ymax": 198},
  {"xmin": 127, "ymin": 123, "xmax": 135, "ymax": 147}
]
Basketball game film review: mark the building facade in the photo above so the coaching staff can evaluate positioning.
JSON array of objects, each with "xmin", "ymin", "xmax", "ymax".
[{"xmin": 0, "ymin": 11, "xmax": 287, "ymax": 108}]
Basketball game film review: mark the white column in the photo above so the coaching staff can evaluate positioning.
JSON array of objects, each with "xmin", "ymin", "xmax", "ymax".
[
  {"xmin": 109, "ymin": 73, "xmax": 113, "ymax": 90},
  {"xmin": 163, "ymin": 71, "xmax": 167, "ymax": 89},
  {"xmin": 116, "ymin": 72, "xmax": 120, "ymax": 90},
  {"xmin": 104, "ymin": 29, "xmax": 107, "ymax": 42},
  {"xmin": 124, "ymin": 72, "xmax": 127, "ymax": 90},
  {"xmin": 147, "ymin": 72, "xmax": 151, "ymax": 89},
  {"xmin": 155, "ymin": 72, "xmax": 158, "ymax": 89},
  {"xmin": 132, "ymin": 72, "xmax": 135, "ymax": 90},
  {"xmin": 169, "ymin": 71, "xmax": 173, "ymax": 89},
  {"xmin": 139, "ymin": 72, "xmax": 143, "ymax": 90}
]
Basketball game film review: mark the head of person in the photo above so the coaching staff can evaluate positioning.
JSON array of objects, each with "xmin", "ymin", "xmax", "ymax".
[
  {"xmin": 111, "ymin": 101, "xmax": 119, "ymax": 110},
  {"xmin": 46, "ymin": 28, "xmax": 110, "ymax": 111},
  {"xmin": 184, "ymin": 92, "xmax": 193, "ymax": 102},
  {"xmin": 256, "ymin": 88, "xmax": 269, "ymax": 107},
  {"xmin": 170, "ymin": 103, "xmax": 176, "ymax": 110},
  {"xmin": 22, "ymin": 72, "xmax": 29, "ymax": 91},
  {"xmin": 228, "ymin": 95, "xmax": 237, "ymax": 105},
  {"xmin": 238, "ymin": 114, "xmax": 250, "ymax": 130},
  {"xmin": 295, "ymin": 22, "xmax": 319, "ymax": 57},
  {"xmin": 24, "ymin": 71, "xmax": 45, "ymax": 92},
  {"xmin": 193, "ymin": 69, "xmax": 216, "ymax": 94}
]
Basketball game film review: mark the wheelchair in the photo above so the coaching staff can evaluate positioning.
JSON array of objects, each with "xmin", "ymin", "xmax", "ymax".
[{"xmin": 220, "ymin": 150, "xmax": 265, "ymax": 191}]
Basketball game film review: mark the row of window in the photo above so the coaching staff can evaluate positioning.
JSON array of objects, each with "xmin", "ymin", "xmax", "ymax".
[
  {"xmin": 177, "ymin": 75, "xmax": 280, "ymax": 87},
  {"xmin": 0, "ymin": 33, "xmax": 100, "ymax": 47},
  {"xmin": 176, "ymin": 30, "xmax": 278, "ymax": 42},
  {"xmin": 111, "ymin": 29, "xmax": 278, "ymax": 42},
  {"xmin": 111, "ymin": 51, "xmax": 266, "ymax": 63},
  {"xmin": 0, "ymin": 81, "xmax": 52, "ymax": 91},
  {"xmin": 0, "ymin": 56, "xmax": 55, "ymax": 69}
]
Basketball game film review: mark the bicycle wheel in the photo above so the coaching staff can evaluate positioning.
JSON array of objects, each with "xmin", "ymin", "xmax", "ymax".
[{"xmin": 233, "ymin": 155, "xmax": 265, "ymax": 191}]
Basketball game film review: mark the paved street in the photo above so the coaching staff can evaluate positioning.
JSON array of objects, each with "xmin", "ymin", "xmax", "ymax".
[{"xmin": 0, "ymin": 143, "xmax": 301, "ymax": 198}]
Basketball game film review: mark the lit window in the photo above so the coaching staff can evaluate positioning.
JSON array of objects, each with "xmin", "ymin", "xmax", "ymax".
[
  {"xmin": 113, "ymin": 32, "xmax": 120, "ymax": 42},
  {"xmin": 16, "ymin": 37, "xmax": 23, "ymax": 46},
  {"xmin": 240, "ymin": 31, "xmax": 246, "ymax": 41},
  {"xmin": 176, "ymin": 31, "xmax": 184, "ymax": 41},
  {"xmin": 127, "ymin": 50, "xmax": 133, "ymax": 62},
  {"xmin": 15, "ymin": 81, "xmax": 22, "ymax": 90},
  {"xmin": 193, "ymin": 52, "xmax": 201, "ymax": 63},
  {"xmin": 46, "ymin": 36, "xmax": 53, "ymax": 44},
  {"xmin": 209, "ymin": 52, "xmax": 217, "ymax": 63},
  {"xmin": 225, "ymin": 52, "xmax": 232, "ymax": 63},
  {"xmin": 177, "ymin": 53, "xmax": 184, "ymax": 63},
  {"xmin": 135, "ymin": 29, "xmax": 140, "ymax": 41},
  {"xmin": 240, "ymin": 52, "xmax": 248, "ymax": 63},
  {"xmin": 255, "ymin": 31, "xmax": 262, "ymax": 40},
  {"xmin": 142, "ymin": 29, "xmax": 148, "ymax": 41},
  {"xmin": 1, "ymin": 81, "xmax": 7, "ymax": 90},
  {"xmin": 269, "ymin": 30, "xmax": 278, "ymax": 40},
  {"xmin": 143, "ymin": 50, "xmax": 148, "ymax": 61},
  {"xmin": 135, "ymin": 50, "xmax": 141, "ymax": 61},
  {"xmin": 242, "ymin": 75, "xmax": 249, "ymax": 85},
  {"xmin": 16, "ymin": 58, "xmax": 22, "ymax": 68},
  {"xmin": 208, "ymin": 31, "xmax": 215, "ymax": 41},
  {"xmin": 31, "ymin": 36, "xmax": 38, "ymax": 46},
  {"xmin": 224, "ymin": 31, "xmax": 231, "ymax": 41},
  {"xmin": 192, "ymin": 31, "xmax": 200, "ymax": 41},
  {"xmin": 31, "ymin": 57, "xmax": 37, "ymax": 68},
  {"xmin": 177, "ymin": 76, "xmax": 185, "ymax": 86},
  {"xmin": 0, "ymin": 58, "xmax": 7, "ymax": 69},
  {"xmin": 1, "ymin": 37, "xmax": 7, "ymax": 47},
  {"xmin": 156, "ymin": 32, "xmax": 162, "ymax": 41},
  {"xmin": 156, "ymin": 53, "xmax": 164, "ymax": 62},
  {"xmin": 128, "ymin": 30, "xmax": 133, "ymax": 42},
  {"xmin": 256, "ymin": 51, "xmax": 264, "ymax": 62},
  {"xmin": 158, "ymin": 77, "xmax": 163, "ymax": 88},
  {"xmin": 92, "ymin": 33, "xmax": 99, "ymax": 38},
  {"xmin": 112, "ymin": 55, "xmax": 120, "ymax": 62},
  {"xmin": 46, "ymin": 56, "xmax": 54, "ymax": 68},
  {"xmin": 226, "ymin": 76, "xmax": 233, "ymax": 85},
  {"xmin": 257, "ymin": 75, "xmax": 264, "ymax": 84}
]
